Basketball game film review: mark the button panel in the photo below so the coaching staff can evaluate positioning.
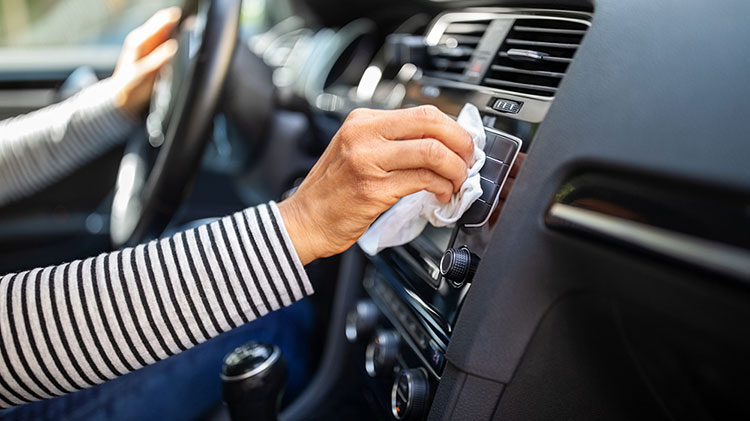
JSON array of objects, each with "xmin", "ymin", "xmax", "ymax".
[
  {"xmin": 479, "ymin": 156, "xmax": 506, "ymax": 180},
  {"xmin": 479, "ymin": 176, "xmax": 500, "ymax": 203},
  {"xmin": 488, "ymin": 133, "xmax": 517, "ymax": 164},
  {"xmin": 461, "ymin": 128, "xmax": 522, "ymax": 226}
]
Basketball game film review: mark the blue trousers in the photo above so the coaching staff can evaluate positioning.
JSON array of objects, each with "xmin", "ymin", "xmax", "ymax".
[{"xmin": 0, "ymin": 299, "xmax": 315, "ymax": 421}]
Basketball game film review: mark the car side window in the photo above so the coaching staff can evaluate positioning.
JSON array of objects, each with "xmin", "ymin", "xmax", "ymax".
[{"xmin": 0, "ymin": 0, "xmax": 181, "ymax": 73}]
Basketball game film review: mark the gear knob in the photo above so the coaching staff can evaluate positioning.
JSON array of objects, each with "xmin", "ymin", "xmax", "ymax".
[{"xmin": 221, "ymin": 342, "xmax": 288, "ymax": 421}]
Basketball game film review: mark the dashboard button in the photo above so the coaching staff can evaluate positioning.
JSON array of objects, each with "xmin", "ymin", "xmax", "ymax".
[
  {"xmin": 479, "ymin": 176, "xmax": 500, "ymax": 203},
  {"xmin": 483, "ymin": 132, "xmax": 497, "ymax": 154},
  {"xmin": 365, "ymin": 330, "xmax": 400, "ymax": 377},
  {"xmin": 439, "ymin": 245, "xmax": 480, "ymax": 288},
  {"xmin": 427, "ymin": 340, "xmax": 446, "ymax": 372},
  {"xmin": 460, "ymin": 199, "xmax": 492, "ymax": 226},
  {"xmin": 479, "ymin": 156, "xmax": 505, "ymax": 181},
  {"xmin": 345, "ymin": 300, "xmax": 379, "ymax": 343},
  {"xmin": 491, "ymin": 98, "xmax": 522, "ymax": 114},
  {"xmin": 489, "ymin": 135, "xmax": 517, "ymax": 163},
  {"xmin": 391, "ymin": 369, "xmax": 430, "ymax": 420}
]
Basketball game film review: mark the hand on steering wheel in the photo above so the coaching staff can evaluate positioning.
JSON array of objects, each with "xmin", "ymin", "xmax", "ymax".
[
  {"xmin": 112, "ymin": 7, "xmax": 181, "ymax": 118},
  {"xmin": 110, "ymin": 0, "xmax": 242, "ymax": 248}
]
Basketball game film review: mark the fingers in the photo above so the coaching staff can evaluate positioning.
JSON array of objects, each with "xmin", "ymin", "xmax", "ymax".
[
  {"xmin": 378, "ymin": 138, "xmax": 468, "ymax": 191},
  {"xmin": 124, "ymin": 7, "xmax": 181, "ymax": 60},
  {"xmin": 387, "ymin": 169, "xmax": 455, "ymax": 204},
  {"xmin": 136, "ymin": 39, "xmax": 178, "ymax": 76},
  {"xmin": 353, "ymin": 106, "xmax": 474, "ymax": 164}
]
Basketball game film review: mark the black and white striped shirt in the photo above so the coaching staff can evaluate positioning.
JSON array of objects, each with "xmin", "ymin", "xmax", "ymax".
[
  {"xmin": 0, "ymin": 80, "xmax": 313, "ymax": 408},
  {"xmin": 0, "ymin": 78, "xmax": 136, "ymax": 206},
  {"xmin": 0, "ymin": 202, "xmax": 312, "ymax": 408}
]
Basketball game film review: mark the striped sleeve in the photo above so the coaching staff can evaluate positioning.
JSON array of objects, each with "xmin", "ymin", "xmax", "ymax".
[
  {"xmin": 0, "ymin": 78, "xmax": 136, "ymax": 206},
  {"xmin": 0, "ymin": 201, "xmax": 313, "ymax": 408}
]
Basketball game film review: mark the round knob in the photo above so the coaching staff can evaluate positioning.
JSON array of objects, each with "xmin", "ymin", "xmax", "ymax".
[
  {"xmin": 345, "ymin": 299, "xmax": 380, "ymax": 343},
  {"xmin": 439, "ymin": 245, "xmax": 479, "ymax": 288},
  {"xmin": 391, "ymin": 368, "xmax": 430, "ymax": 420},
  {"xmin": 221, "ymin": 342, "xmax": 287, "ymax": 421},
  {"xmin": 365, "ymin": 330, "xmax": 400, "ymax": 377}
]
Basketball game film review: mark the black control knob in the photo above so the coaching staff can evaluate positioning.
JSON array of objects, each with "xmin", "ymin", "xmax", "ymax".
[
  {"xmin": 221, "ymin": 342, "xmax": 287, "ymax": 421},
  {"xmin": 440, "ymin": 245, "xmax": 479, "ymax": 288},
  {"xmin": 392, "ymin": 368, "xmax": 430, "ymax": 420},
  {"xmin": 345, "ymin": 299, "xmax": 380, "ymax": 343},
  {"xmin": 365, "ymin": 330, "xmax": 400, "ymax": 377}
]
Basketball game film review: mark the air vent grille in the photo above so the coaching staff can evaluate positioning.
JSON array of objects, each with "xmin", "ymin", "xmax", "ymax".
[
  {"xmin": 425, "ymin": 20, "xmax": 491, "ymax": 81},
  {"xmin": 483, "ymin": 18, "xmax": 588, "ymax": 97}
]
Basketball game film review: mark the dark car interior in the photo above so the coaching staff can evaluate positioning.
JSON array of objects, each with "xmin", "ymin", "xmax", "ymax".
[{"xmin": 1, "ymin": 0, "xmax": 749, "ymax": 419}]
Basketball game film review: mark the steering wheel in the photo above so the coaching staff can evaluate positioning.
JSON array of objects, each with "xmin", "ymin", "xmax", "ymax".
[{"xmin": 110, "ymin": 0, "xmax": 242, "ymax": 248}]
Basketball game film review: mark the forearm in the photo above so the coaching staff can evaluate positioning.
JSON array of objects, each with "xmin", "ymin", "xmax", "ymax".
[
  {"xmin": 0, "ymin": 79, "xmax": 136, "ymax": 206},
  {"xmin": 0, "ymin": 202, "xmax": 312, "ymax": 408}
]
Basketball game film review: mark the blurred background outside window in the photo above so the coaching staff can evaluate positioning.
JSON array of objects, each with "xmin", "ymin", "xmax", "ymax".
[
  {"xmin": 0, "ymin": 0, "xmax": 180, "ymax": 47},
  {"xmin": 0, "ymin": 0, "xmax": 181, "ymax": 73},
  {"xmin": 0, "ymin": 0, "xmax": 270, "ymax": 75}
]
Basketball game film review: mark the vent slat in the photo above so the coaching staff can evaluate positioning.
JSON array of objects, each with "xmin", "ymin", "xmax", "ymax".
[
  {"xmin": 483, "ymin": 78, "xmax": 559, "ymax": 94},
  {"xmin": 445, "ymin": 23, "xmax": 490, "ymax": 34},
  {"xmin": 505, "ymin": 39, "xmax": 579, "ymax": 49},
  {"xmin": 498, "ymin": 51, "xmax": 573, "ymax": 63},
  {"xmin": 513, "ymin": 18, "xmax": 588, "ymax": 31},
  {"xmin": 490, "ymin": 65, "xmax": 565, "ymax": 78},
  {"xmin": 429, "ymin": 45, "xmax": 475, "ymax": 56},
  {"xmin": 433, "ymin": 58, "xmax": 470, "ymax": 71},
  {"xmin": 439, "ymin": 34, "xmax": 482, "ymax": 45},
  {"xmin": 513, "ymin": 26, "xmax": 586, "ymax": 35},
  {"xmin": 425, "ymin": 70, "xmax": 465, "ymax": 81}
]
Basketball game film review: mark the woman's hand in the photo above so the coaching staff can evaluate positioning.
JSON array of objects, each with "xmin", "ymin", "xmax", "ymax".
[
  {"xmin": 279, "ymin": 105, "xmax": 475, "ymax": 265},
  {"xmin": 111, "ymin": 7, "xmax": 181, "ymax": 117}
]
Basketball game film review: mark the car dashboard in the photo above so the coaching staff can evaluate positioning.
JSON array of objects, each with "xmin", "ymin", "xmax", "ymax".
[
  {"xmin": 0, "ymin": 0, "xmax": 748, "ymax": 419},
  {"xmin": 249, "ymin": 6, "xmax": 594, "ymax": 419}
]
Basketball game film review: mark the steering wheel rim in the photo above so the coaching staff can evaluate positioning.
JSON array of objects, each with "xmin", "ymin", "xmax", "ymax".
[{"xmin": 110, "ymin": 0, "xmax": 242, "ymax": 248}]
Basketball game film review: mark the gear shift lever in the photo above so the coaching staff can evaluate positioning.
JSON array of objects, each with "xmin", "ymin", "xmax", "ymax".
[{"xmin": 221, "ymin": 342, "xmax": 288, "ymax": 421}]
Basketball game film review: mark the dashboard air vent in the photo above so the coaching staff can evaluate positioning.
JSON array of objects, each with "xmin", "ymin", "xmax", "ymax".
[
  {"xmin": 482, "ymin": 18, "xmax": 589, "ymax": 97},
  {"xmin": 425, "ymin": 19, "xmax": 491, "ymax": 81}
]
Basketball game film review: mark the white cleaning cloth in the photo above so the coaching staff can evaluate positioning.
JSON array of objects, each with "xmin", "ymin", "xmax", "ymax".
[{"xmin": 358, "ymin": 103, "xmax": 486, "ymax": 255}]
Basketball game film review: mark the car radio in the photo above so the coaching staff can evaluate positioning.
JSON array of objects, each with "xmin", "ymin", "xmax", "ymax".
[{"xmin": 349, "ymin": 127, "xmax": 521, "ymax": 419}]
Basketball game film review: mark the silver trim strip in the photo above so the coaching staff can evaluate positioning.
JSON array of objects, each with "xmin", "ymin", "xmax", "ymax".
[{"xmin": 548, "ymin": 203, "xmax": 750, "ymax": 281}]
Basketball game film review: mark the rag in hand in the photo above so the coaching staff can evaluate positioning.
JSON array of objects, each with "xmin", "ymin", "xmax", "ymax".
[{"xmin": 358, "ymin": 103, "xmax": 486, "ymax": 255}]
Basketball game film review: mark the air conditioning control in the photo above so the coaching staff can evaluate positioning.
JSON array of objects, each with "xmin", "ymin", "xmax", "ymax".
[
  {"xmin": 345, "ymin": 300, "xmax": 379, "ymax": 343},
  {"xmin": 391, "ymin": 368, "xmax": 430, "ymax": 420},
  {"xmin": 365, "ymin": 330, "xmax": 400, "ymax": 377},
  {"xmin": 440, "ymin": 245, "xmax": 479, "ymax": 288}
]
